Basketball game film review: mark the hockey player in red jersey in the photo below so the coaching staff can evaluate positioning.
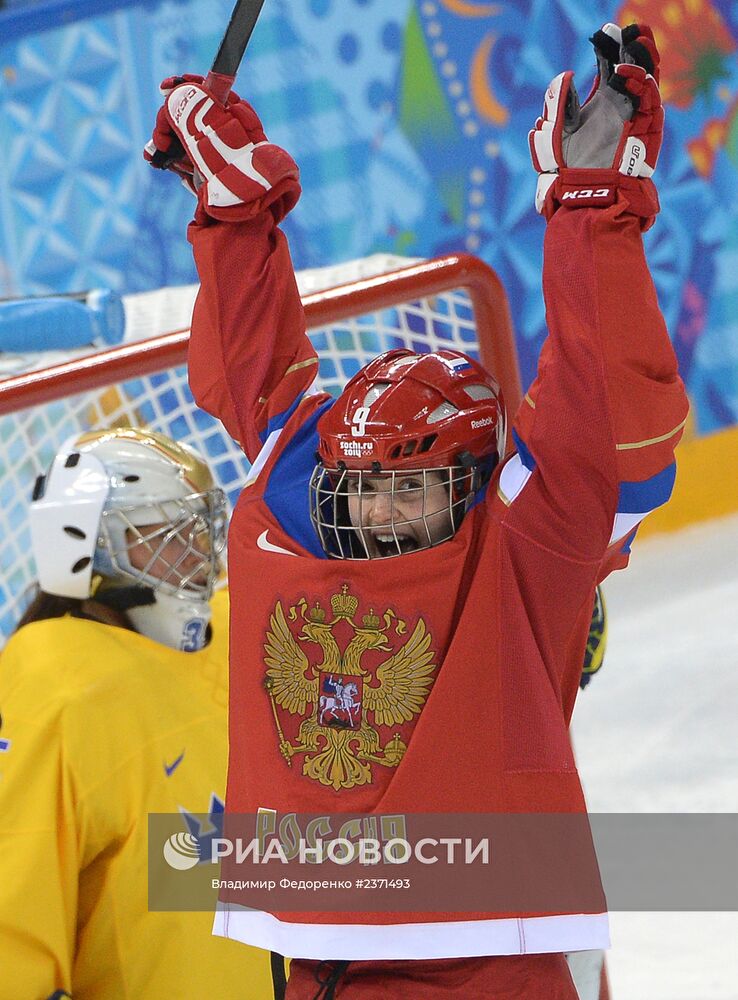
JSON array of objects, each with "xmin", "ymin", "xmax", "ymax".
[{"xmin": 147, "ymin": 21, "xmax": 688, "ymax": 1000}]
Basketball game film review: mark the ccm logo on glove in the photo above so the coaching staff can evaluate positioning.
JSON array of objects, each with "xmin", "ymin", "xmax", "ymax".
[
  {"xmin": 561, "ymin": 188, "xmax": 612, "ymax": 200},
  {"xmin": 170, "ymin": 87, "xmax": 200, "ymax": 126},
  {"xmin": 621, "ymin": 138, "xmax": 648, "ymax": 177}
]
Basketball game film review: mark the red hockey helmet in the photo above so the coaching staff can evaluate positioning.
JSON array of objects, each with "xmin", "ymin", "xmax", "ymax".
[
  {"xmin": 310, "ymin": 349, "xmax": 506, "ymax": 559},
  {"xmin": 317, "ymin": 349, "xmax": 505, "ymax": 471}
]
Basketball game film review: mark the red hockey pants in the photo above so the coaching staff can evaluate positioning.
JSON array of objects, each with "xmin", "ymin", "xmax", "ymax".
[{"xmin": 286, "ymin": 953, "xmax": 578, "ymax": 999}]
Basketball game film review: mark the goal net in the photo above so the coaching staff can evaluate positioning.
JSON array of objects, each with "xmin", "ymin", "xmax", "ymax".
[{"xmin": 0, "ymin": 253, "xmax": 519, "ymax": 645}]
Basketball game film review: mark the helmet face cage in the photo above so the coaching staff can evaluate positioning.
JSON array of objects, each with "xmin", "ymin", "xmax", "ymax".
[
  {"xmin": 312, "ymin": 350, "xmax": 505, "ymax": 560},
  {"xmin": 97, "ymin": 487, "xmax": 227, "ymax": 599},
  {"xmin": 309, "ymin": 464, "xmax": 478, "ymax": 560}
]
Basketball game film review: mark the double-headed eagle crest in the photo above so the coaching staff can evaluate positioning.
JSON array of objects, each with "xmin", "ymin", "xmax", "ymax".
[{"xmin": 264, "ymin": 584, "xmax": 437, "ymax": 791}]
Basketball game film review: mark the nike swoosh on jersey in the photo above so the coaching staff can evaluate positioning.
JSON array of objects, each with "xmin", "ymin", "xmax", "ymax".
[
  {"xmin": 164, "ymin": 751, "xmax": 185, "ymax": 777},
  {"xmin": 256, "ymin": 530, "xmax": 299, "ymax": 556}
]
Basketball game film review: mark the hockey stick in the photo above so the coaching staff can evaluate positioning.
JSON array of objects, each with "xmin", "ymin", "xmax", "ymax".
[
  {"xmin": 205, "ymin": 0, "xmax": 268, "ymax": 105},
  {"xmin": 153, "ymin": 0, "xmax": 267, "ymax": 169}
]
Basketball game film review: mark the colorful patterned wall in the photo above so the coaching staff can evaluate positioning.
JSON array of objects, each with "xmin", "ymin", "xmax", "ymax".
[{"xmin": 1, "ymin": 0, "xmax": 737, "ymax": 445}]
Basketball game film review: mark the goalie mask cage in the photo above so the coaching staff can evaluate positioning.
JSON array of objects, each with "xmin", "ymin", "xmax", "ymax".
[{"xmin": 0, "ymin": 253, "xmax": 521, "ymax": 645}]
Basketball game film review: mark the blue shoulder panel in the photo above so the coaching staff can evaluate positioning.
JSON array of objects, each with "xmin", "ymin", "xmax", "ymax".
[
  {"xmin": 262, "ymin": 399, "xmax": 334, "ymax": 559},
  {"xmin": 259, "ymin": 391, "xmax": 311, "ymax": 445},
  {"xmin": 618, "ymin": 463, "xmax": 677, "ymax": 513}
]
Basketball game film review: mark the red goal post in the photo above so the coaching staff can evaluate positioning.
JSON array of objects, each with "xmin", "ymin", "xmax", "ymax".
[
  {"xmin": 0, "ymin": 254, "xmax": 520, "ymax": 415},
  {"xmin": 0, "ymin": 253, "xmax": 520, "ymax": 642}
]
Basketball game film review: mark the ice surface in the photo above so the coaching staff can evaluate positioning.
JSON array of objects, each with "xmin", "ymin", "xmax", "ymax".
[{"xmin": 572, "ymin": 514, "xmax": 738, "ymax": 999}]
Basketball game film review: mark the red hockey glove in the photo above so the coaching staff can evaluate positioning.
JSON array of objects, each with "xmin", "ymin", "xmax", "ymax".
[
  {"xmin": 144, "ymin": 74, "xmax": 301, "ymax": 224},
  {"xmin": 529, "ymin": 23, "xmax": 663, "ymax": 226},
  {"xmin": 144, "ymin": 74, "xmax": 203, "ymax": 193}
]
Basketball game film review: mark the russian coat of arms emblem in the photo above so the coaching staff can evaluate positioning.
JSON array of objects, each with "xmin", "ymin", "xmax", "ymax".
[{"xmin": 263, "ymin": 584, "xmax": 437, "ymax": 791}]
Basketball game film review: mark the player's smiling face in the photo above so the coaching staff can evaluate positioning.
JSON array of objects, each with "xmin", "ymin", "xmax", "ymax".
[{"xmin": 346, "ymin": 469, "xmax": 454, "ymax": 558}]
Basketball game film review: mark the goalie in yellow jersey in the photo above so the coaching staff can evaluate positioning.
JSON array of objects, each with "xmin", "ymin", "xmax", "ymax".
[{"xmin": 0, "ymin": 428, "xmax": 280, "ymax": 1000}]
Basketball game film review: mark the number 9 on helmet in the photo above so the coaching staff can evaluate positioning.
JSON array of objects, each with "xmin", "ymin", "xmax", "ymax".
[{"xmin": 310, "ymin": 349, "xmax": 505, "ymax": 559}]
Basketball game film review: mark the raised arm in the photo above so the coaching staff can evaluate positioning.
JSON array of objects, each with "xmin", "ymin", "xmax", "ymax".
[
  {"xmin": 500, "ymin": 23, "xmax": 688, "ymax": 566},
  {"xmin": 145, "ymin": 75, "xmax": 319, "ymax": 461},
  {"xmin": 188, "ymin": 211, "xmax": 319, "ymax": 462}
]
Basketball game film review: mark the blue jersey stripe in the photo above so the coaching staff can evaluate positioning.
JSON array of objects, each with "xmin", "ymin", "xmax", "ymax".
[
  {"xmin": 259, "ymin": 391, "xmax": 308, "ymax": 445},
  {"xmin": 620, "ymin": 526, "xmax": 639, "ymax": 555},
  {"xmin": 512, "ymin": 429, "xmax": 537, "ymax": 472},
  {"xmin": 618, "ymin": 463, "xmax": 676, "ymax": 514},
  {"xmin": 262, "ymin": 399, "xmax": 334, "ymax": 558}
]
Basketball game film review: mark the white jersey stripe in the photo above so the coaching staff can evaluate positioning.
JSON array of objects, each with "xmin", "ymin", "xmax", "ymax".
[
  {"xmin": 497, "ymin": 453, "xmax": 532, "ymax": 507},
  {"xmin": 213, "ymin": 906, "xmax": 609, "ymax": 961},
  {"xmin": 499, "ymin": 454, "xmax": 661, "ymax": 544},
  {"xmin": 610, "ymin": 510, "xmax": 646, "ymax": 545},
  {"xmin": 243, "ymin": 429, "xmax": 283, "ymax": 489}
]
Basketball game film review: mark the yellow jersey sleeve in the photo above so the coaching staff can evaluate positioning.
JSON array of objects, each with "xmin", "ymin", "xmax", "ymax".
[
  {"xmin": 0, "ymin": 596, "xmax": 278, "ymax": 1000},
  {"xmin": 0, "ymin": 662, "xmax": 78, "ymax": 999}
]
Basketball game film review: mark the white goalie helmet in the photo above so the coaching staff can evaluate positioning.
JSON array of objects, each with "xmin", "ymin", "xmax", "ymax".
[{"xmin": 29, "ymin": 427, "xmax": 227, "ymax": 603}]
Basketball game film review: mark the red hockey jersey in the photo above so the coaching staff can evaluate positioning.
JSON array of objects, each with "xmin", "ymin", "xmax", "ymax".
[{"xmin": 186, "ymin": 189, "xmax": 688, "ymax": 960}]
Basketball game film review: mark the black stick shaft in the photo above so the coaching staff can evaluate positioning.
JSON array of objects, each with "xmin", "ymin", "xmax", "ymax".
[
  {"xmin": 211, "ymin": 0, "xmax": 267, "ymax": 77},
  {"xmin": 156, "ymin": 0, "xmax": 267, "ymax": 167}
]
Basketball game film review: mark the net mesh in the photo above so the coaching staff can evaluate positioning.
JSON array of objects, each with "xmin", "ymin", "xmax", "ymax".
[{"xmin": 0, "ymin": 255, "xmax": 500, "ymax": 644}]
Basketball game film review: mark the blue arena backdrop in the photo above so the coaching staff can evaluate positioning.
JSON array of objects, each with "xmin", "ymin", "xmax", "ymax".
[{"xmin": 0, "ymin": 0, "xmax": 736, "ymax": 439}]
